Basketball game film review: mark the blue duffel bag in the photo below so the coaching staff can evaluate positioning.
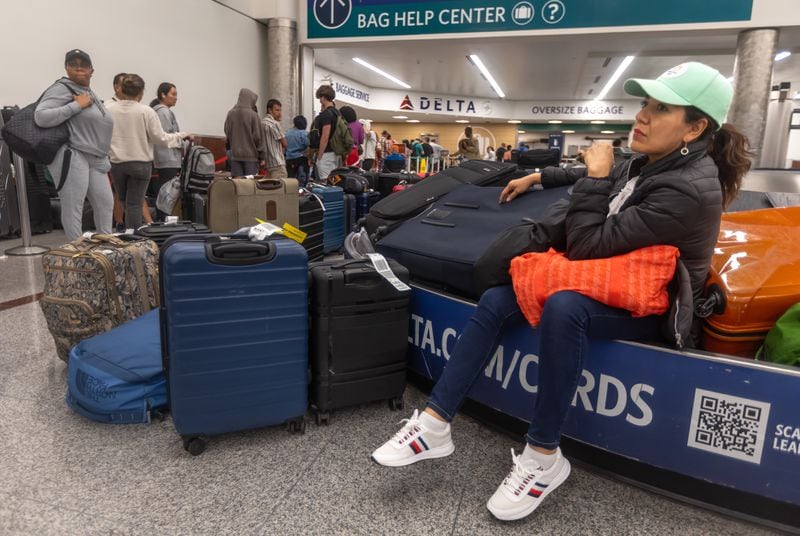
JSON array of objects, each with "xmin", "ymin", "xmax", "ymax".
[{"xmin": 66, "ymin": 310, "xmax": 166, "ymax": 424}]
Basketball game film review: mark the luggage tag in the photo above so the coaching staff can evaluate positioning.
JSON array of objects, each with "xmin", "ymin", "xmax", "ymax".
[
  {"xmin": 249, "ymin": 220, "xmax": 284, "ymax": 241},
  {"xmin": 281, "ymin": 223, "xmax": 307, "ymax": 244},
  {"xmin": 365, "ymin": 253, "xmax": 411, "ymax": 292},
  {"xmin": 165, "ymin": 216, "xmax": 179, "ymax": 225}
]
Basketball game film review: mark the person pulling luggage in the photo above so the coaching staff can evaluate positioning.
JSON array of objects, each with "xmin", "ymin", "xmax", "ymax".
[{"xmin": 370, "ymin": 62, "xmax": 752, "ymax": 522}]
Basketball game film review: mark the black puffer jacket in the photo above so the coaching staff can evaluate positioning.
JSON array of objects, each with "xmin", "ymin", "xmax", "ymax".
[{"xmin": 541, "ymin": 140, "xmax": 723, "ymax": 347}]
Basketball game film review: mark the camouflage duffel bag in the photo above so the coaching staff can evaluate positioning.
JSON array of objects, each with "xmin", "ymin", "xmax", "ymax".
[{"xmin": 40, "ymin": 234, "xmax": 160, "ymax": 362}]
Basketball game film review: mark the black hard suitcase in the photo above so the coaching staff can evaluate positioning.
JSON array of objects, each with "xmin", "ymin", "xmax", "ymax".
[
  {"xmin": 376, "ymin": 185, "xmax": 572, "ymax": 299},
  {"xmin": 185, "ymin": 192, "xmax": 207, "ymax": 225},
  {"xmin": 0, "ymin": 115, "xmax": 21, "ymax": 237},
  {"xmin": 309, "ymin": 258, "xmax": 411, "ymax": 424},
  {"xmin": 135, "ymin": 221, "xmax": 209, "ymax": 248},
  {"xmin": 376, "ymin": 172, "xmax": 418, "ymax": 198},
  {"xmin": 299, "ymin": 192, "xmax": 324, "ymax": 262},
  {"xmin": 23, "ymin": 161, "xmax": 54, "ymax": 234},
  {"xmin": 364, "ymin": 160, "xmax": 519, "ymax": 240}
]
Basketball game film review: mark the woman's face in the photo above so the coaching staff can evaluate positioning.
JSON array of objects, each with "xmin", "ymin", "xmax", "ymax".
[
  {"xmin": 65, "ymin": 60, "xmax": 93, "ymax": 87},
  {"xmin": 630, "ymin": 97, "xmax": 707, "ymax": 162},
  {"xmin": 162, "ymin": 87, "xmax": 178, "ymax": 107}
]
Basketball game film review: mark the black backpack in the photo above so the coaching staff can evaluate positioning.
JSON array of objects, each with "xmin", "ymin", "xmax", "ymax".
[{"xmin": 422, "ymin": 143, "xmax": 434, "ymax": 157}]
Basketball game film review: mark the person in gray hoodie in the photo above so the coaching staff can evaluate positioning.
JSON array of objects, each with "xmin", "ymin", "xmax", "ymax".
[
  {"xmin": 34, "ymin": 49, "xmax": 114, "ymax": 240},
  {"xmin": 223, "ymin": 88, "xmax": 266, "ymax": 176}
]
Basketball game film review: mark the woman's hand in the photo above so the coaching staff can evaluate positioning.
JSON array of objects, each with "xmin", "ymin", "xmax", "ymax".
[
  {"xmin": 583, "ymin": 143, "xmax": 614, "ymax": 178},
  {"xmin": 74, "ymin": 94, "xmax": 92, "ymax": 109},
  {"xmin": 499, "ymin": 172, "xmax": 541, "ymax": 204}
]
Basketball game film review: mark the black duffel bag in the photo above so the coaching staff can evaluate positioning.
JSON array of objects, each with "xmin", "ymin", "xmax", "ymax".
[{"xmin": 0, "ymin": 80, "xmax": 77, "ymax": 165}]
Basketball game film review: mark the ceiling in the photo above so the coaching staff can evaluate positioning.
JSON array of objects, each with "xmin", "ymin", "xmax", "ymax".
[{"xmin": 314, "ymin": 26, "xmax": 800, "ymax": 121}]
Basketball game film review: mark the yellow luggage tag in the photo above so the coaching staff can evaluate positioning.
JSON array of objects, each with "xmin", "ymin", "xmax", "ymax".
[{"xmin": 281, "ymin": 223, "xmax": 307, "ymax": 244}]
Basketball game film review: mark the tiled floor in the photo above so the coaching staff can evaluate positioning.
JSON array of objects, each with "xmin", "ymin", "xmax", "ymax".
[{"xmin": 0, "ymin": 231, "xmax": 778, "ymax": 535}]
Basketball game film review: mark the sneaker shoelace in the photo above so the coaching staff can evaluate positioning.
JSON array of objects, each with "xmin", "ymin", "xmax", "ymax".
[
  {"xmin": 390, "ymin": 410, "xmax": 424, "ymax": 447},
  {"xmin": 503, "ymin": 449, "xmax": 542, "ymax": 497}
]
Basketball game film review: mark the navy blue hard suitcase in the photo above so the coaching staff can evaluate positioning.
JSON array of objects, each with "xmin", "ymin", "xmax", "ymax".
[
  {"xmin": 344, "ymin": 193, "xmax": 357, "ymax": 236},
  {"xmin": 376, "ymin": 185, "xmax": 572, "ymax": 299},
  {"xmin": 160, "ymin": 234, "xmax": 309, "ymax": 455},
  {"xmin": 356, "ymin": 191, "xmax": 381, "ymax": 222},
  {"xmin": 309, "ymin": 184, "xmax": 345, "ymax": 254}
]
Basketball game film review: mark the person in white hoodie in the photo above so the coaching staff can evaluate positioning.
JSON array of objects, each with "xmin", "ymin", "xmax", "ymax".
[{"xmin": 108, "ymin": 74, "xmax": 191, "ymax": 228}]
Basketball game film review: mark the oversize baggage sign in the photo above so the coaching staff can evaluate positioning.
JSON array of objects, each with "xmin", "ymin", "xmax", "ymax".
[{"xmin": 407, "ymin": 285, "xmax": 800, "ymax": 506}]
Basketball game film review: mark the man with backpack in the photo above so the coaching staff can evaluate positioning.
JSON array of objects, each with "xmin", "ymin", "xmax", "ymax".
[{"xmin": 310, "ymin": 85, "xmax": 351, "ymax": 182}]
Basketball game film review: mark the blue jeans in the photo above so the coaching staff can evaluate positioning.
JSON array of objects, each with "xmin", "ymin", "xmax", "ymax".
[{"xmin": 427, "ymin": 286, "xmax": 662, "ymax": 449}]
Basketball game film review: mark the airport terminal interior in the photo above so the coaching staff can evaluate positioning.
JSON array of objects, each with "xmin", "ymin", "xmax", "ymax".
[{"xmin": 2, "ymin": 0, "xmax": 800, "ymax": 534}]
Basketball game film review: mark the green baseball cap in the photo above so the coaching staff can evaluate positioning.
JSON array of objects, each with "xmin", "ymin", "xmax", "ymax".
[{"xmin": 624, "ymin": 62, "xmax": 732, "ymax": 128}]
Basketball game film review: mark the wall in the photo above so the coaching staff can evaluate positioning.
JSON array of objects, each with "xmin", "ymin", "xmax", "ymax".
[
  {"xmin": 369, "ymin": 122, "xmax": 519, "ymax": 155},
  {"xmin": 0, "ymin": 0, "xmax": 269, "ymax": 136}
]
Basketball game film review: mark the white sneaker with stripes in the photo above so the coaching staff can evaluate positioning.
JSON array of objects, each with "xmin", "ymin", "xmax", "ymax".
[
  {"xmin": 486, "ymin": 448, "xmax": 571, "ymax": 521},
  {"xmin": 371, "ymin": 409, "xmax": 455, "ymax": 467}
]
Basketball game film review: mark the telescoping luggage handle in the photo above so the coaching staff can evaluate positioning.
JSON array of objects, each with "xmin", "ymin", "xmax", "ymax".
[
  {"xmin": 203, "ymin": 235, "xmax": 277, "ymax": 266},
  {"xmin": 254, "ymin": 178, "xmax": 284, "ymax": 191}
]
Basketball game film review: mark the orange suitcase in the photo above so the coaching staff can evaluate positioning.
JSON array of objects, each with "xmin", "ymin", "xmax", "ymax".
[{"xmin": 702, "ymin": 206, "xmax": 800, "ymax": 357}]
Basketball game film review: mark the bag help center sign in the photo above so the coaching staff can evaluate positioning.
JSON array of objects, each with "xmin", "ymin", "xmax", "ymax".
[{"xmin": 307, "ymin": 0, "xmax": 752, "ymax": 39}]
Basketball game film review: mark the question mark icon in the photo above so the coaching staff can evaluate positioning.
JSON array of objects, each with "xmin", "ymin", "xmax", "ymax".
[{"xmin": 542, "ymin": 0, "xmax": 565, "ymax": 24}]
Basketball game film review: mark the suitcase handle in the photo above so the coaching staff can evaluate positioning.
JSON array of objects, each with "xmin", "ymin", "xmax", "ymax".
[
  {"xmin": 420, "ymin": 219, "xmax": 456, "ymax": 228},
  {"xmin": 205, "ymin": 241, "xmax": 276, "ymax": 265},
  {"xmin": 442, "ymin": 202, "xmax": 480, "ymax": 210},
  {"xmin": 255, "ymin": 178, "xmax": 283, "ymax": 191}
]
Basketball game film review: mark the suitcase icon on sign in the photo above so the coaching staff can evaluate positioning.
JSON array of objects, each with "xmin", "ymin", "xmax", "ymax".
[{"xmin": 512, "ymin": 2, "xmax": 535, "ymax": 25}]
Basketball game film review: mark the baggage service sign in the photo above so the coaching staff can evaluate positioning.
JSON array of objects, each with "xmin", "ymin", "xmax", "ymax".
[{"xmin": 307, "ymin": 0, "xmax": 753, "ymax": 39}]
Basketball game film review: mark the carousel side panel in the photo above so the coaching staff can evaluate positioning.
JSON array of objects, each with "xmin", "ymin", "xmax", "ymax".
[{"xmin": 407, "ymin": 285, "xmax": 800, "ymax": 507}]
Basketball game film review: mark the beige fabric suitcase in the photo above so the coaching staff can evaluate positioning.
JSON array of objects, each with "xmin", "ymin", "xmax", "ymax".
[{"xmin": 207, "ymin": 176, "xmax": 299, "ymax": 233}]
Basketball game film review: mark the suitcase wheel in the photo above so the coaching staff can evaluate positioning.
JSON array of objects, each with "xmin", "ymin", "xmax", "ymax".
[
  {"xmin": 388, "ymin": 397, "xmax": 405, "ymax": 412},
  {"xmin": 314, "ymin": 411, "xmax": 331, "ymax": 426},
  {"xmin": 287, "ymin": 417, "xmax": 306, "ymax": 435},
  {"xmin": 182, "ymin": 436, "xmax": 207, "ymax": 456}
]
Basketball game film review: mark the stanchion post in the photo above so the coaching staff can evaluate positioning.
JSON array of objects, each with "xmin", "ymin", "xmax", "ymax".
[{"xmin": 4, "ymin": 153, "xmax": 49, "ymax": 256}]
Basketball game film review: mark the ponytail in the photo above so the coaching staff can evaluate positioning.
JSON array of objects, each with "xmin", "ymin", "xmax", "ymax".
[
  {"xmin": 685, "ymin": 107, "xmax": 754, "ymax": 209},
  {"xmin": 149, "ymin": 98, "xmax": 160, "ymax": 108},
  {"xmin": 708, "ymin": 123, "xmax": 753, "ymax": 208}
]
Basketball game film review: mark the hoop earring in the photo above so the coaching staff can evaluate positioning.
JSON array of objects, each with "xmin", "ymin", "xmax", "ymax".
[{"xmin": 680, "ymin": 142, "xmax": 690, "ymax": 156}]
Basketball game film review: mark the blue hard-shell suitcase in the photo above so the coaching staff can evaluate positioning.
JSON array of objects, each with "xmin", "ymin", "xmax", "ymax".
[
  {"xmin": 356, "ymin": 191, "xmax": 381, "ymax": 222},
  {"xmin": 160, "ymin": 234, "xmax": 309, "ymax": 455},
  {"xmin": 309, "ymin": 184, "xmax": 345, "ymax": 254}
]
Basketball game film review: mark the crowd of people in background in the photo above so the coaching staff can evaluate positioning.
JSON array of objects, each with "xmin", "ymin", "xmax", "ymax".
[{"xmin": 32, "ymin": 48, "xmax": 542, "ymax": 241}]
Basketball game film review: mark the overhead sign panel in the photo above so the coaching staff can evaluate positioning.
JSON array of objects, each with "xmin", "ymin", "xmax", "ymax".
[{"xmin": 307, "ymin": 0, "xmax": 753, "ymax": 39}]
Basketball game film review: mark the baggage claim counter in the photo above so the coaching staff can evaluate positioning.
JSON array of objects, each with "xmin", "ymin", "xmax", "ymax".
[{"xmin": 405, "ymin": 171, "xmax": 800, "ymax": 532}]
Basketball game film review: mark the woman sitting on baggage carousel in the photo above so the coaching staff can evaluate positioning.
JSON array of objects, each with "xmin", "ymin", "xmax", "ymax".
[{"xmin": 371, "ymin": 62, "xmax": 753, "ymax": 521}]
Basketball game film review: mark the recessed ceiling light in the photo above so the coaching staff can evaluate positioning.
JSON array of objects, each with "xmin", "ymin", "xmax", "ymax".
[
  {"xmin": 548, "ymin": 120, "xmax": 563, "ymax": 124},
  {"xmin": 467, "ymin": 54, "xmax": 506, "ymax": 98},
  {"xmin": 508, "ymin": 120, "xmax": 522, "ymax": 124},
  {"xmin": 775, "ymin": 51, "xmax": 792, "ymax": 62},
  {"xmin": 455, "ymin": 119, "xmax": 470, "ymax": 123},
  {"xmin": 392, "ymin": 115, "xmax": 408, "ymax": 119},
  {"xmin": 595, "ymin": 55, "xmax": 635, "ymax": 101},
  {"xmin": 601, "ymin": 130, "xmax": 615, "ymax": 134},
  {"xmin": 590, "ymin": 120, "xmax": 606, "ymax": 124},
  {"xmin": 353, "ymin": 57, "xmax": 411, "ymax": 89},
  {"xmin": 517, "ymin": 130, "xmax": 525, "ymax": 134},
  {"xmin": 562, "ymin": 130, "xmax": 575, "ymax": 134},
  {"xmin": 406, "ymin": 119, "xmax": 420, "ymax": 123}
]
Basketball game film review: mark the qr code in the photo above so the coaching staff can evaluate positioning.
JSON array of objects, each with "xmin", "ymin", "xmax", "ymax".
[{"xmin": 687, "ymin": 389, "xmax": 770, "ymax": 464}]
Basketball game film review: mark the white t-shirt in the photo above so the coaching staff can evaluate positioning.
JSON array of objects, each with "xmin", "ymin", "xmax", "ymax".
[
  {"xmin": 607, "ymin": 176, "xmax": 639, "ymax": 217},
  {"xmin": 363, "ymin": 131, "xmax": 377, "ymax": 160}
]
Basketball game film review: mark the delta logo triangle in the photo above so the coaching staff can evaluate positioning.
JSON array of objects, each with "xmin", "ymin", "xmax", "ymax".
[{"xmin": 400, "ymin": 95, "xmax": 414, "ymax": 111}]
